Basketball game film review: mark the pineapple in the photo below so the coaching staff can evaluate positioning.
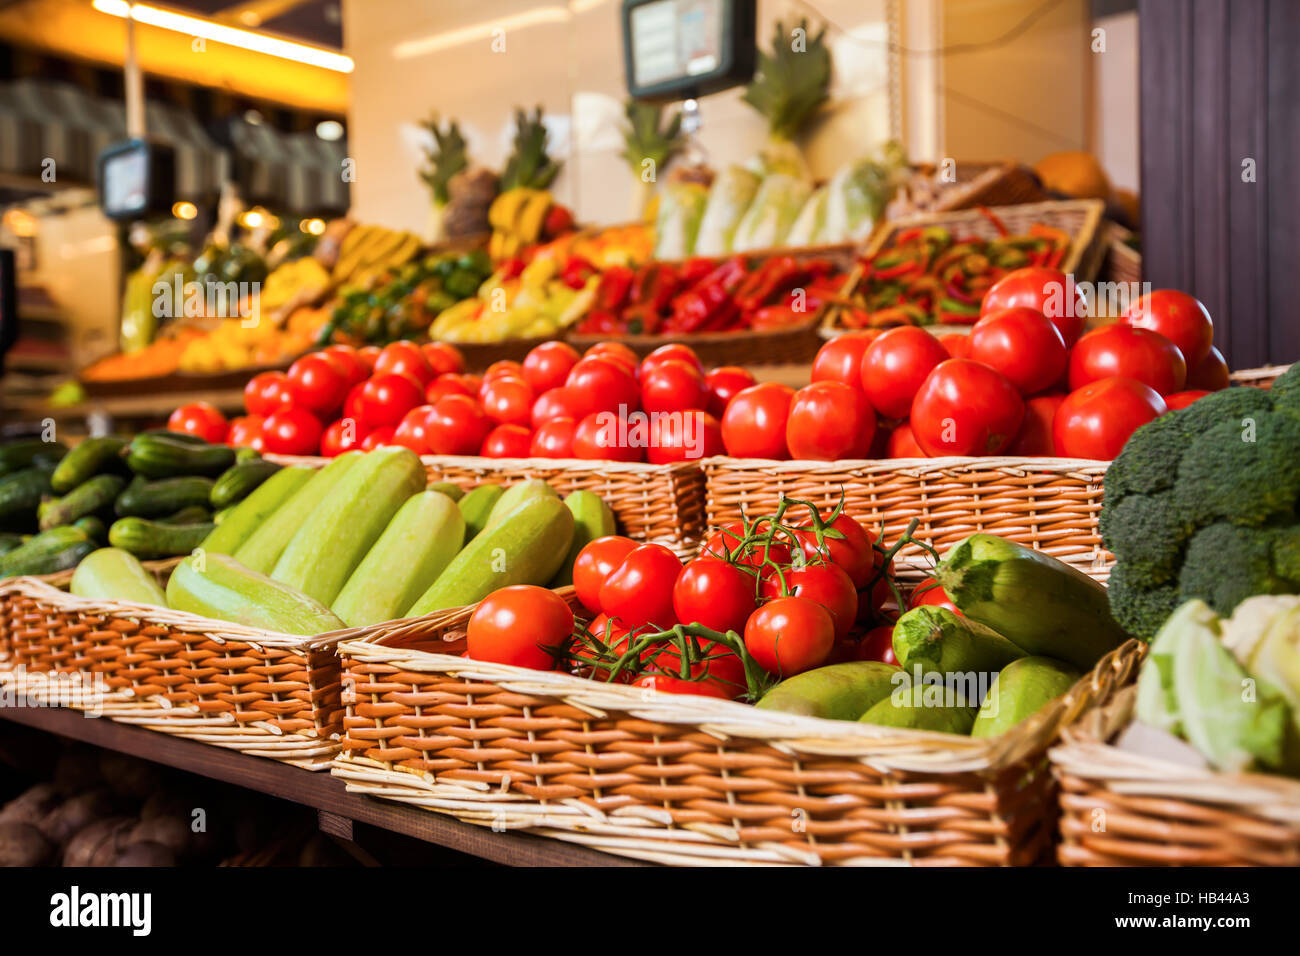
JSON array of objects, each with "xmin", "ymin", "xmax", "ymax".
[
  {"xmin": 500, "ymin": 106, "xmax": 562, "ymax": 192},
  {"xmin": 621, "ymin": 100, "xmax": 685, "ymax": 220},
  {"xmin": 420, "ymin": 116, "xmax": 470, "ymax": 240},
  {"xmin": 741, "ymin": 18, "xmax": 831, "ymax": 180}
]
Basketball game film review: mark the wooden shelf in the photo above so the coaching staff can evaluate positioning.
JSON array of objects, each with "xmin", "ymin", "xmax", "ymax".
[{"xmin": 0, "ymin": 704, "xmax": 639, "ymax": 867}]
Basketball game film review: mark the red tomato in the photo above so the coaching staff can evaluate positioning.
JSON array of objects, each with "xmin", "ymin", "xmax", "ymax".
[
  {"xmin": 702, "ymin": 521, "xmax": 792, "ymax": 572},
  {"xmin": 860, "ymin": 326, "xmax": 951, "ymax": 419},
  {"xmin": 1187, "ymin": 345, "xmax": 1230, "ymax": 391},
  {"xmin": 391, "ymin": 405, "xmax": 435, "ymax": 453},
  {"xmin": 981, "ymin": 267, "xmax": 1087, "ymax": 346},
  {"xmin": 521, "ymin": 341, "xmax": 580, "ymax": 393},
  {"xmin": 647, "ymin": 410, "xmax": 723, "ymax": 464},
  {"xmin": 420, "ymin": 342, "xmax": 465, "ymax": 377},
  {"xmin": 226, "ymin": 415, "xmax": 265, "ymax": 451},
  {"xmin": 572, "ymin": 536, "xmax": 638, "ymax": 613},
  {"xmin": 481, "ymin": 423, "xmax": 533, "ymax": 458},
  {"xmin": 287, "ymin": 353, "xmax": 348, "ymax": 418},
  {"xmin": 856, "ymin": 624, "xmax": 897, "ymax": 665},
  {"xmin": 703, "ymin": 366, "xmax": 757, "ymax": 419},
  {"xmin": 632, "ymin": 673, "xmax": 734, "ymax": 699},
  {"xmin": 936, "ymin": 333, "xmax": 970, "ymax": 359},
  {"xmin": 245, "ymin": 371, "xmax": 294, "ymax": 417},
  {"xmin": 573, "ymin": 612, "xmax": 635, "ymax": 675},
  {"xmin": 672, "ymin": 557, "xmax": 757, "ymax": 634},
  {"xmin": 1068, "ymin": 324, "xmax": 1187, "ymax": 395},
  {"xmin": 354, "ymin": 373, "xmax": 423, "ymax": 429},
  {"xmin": 261, "ymin": 407, "xmax": 323, "ymax": 456},
  {"xmin": 639, "ymin": 640, "xmax": 747, "ymax": 698},
  {"xmin": 484, "ymin": 360, "xmax": 524, "ymax": 382},
  {"xmin": 1054, "ymin": 377, "xmax": 1167, "ymax": 460},
  {"xmin": 168, "ymin": 402, "xmax": 228, "ymax": 443},
  {"xmin": 425, "ymin": 373, "xmax": 479, "ymax": 404},
  {"xmin": 467, "ymin": 585, "xmax": 574, "ymax": 670},
  {"xmin": 356, "ymin": 345, "xmax": 381, "ymax": 373},
  {"xmin": 744, "ymin": 596, "xmax": 835, "ymax": 676},
  {"xmin": 360, "ymin": 425, "xmax": 395, "ymax": 450},
  {"xmin": 1008, "ymin": 392, "xmax": 1066, "ymax": 456},
  {"xmin": 425, "ymin": 394, "xmax": 491, "ymax": 456},
  {"xmin": 320, "ymin": 345, "xmax": 369, "ymax": 387},
  {"xmin": 565, "ymin": 356, "xmax": 641, "ymax": 418},
  {"xmin": 584, "ymin": 342, "xmax": 639, "ymax": 374},
  {"xmin": 969, "ymin": 307, "xmax": 1068, "ymax": 395},
  {"xmin": 794, "ymin": 513, "xmax": 879, "ymax": 590},
  {"xmin": 908, "ymin": 577, "xmax": 961, "ymax": 616},
  {"xmin": 1121, "ymin": 290, "xmax": 1214, "ymax": 367},
  {"xmin": 910, "ymin": 359, "xmax": 1025, "ymax": 457},
  {"xmin": 530, "ymin": 417, "xmax": 577, "ymax": 458},
  {"xmin": 811, "ymin": 332, "xmax": 878, "ymax": 391},
  {"xmin": 572, "ymin": 412, "xmax": 644, "ymax": 462},
  {"xmin": 786, "ymin": 381, "xmax": 876, "ymax": 461},
  {"xmin": 762, "ymin": 563, "xmax": 858, "ymax": 641},
  {"xmin": 720, "ymin": 382, "xmax": 794, "ymax": 459},
  {"xmin": 886, "ymin": 422, "xmax": 925, "ymax": 458},
  {"xmin": 531, "ymin": 386, "xmax": 583, "ymax": 427},
  {"xmin": 599, "ymin": 543, "xmax": 683, "ymax": 629},
  {"xmin": 319, "ymin": 417, "xmax": 362, "ymax": 457},
  {"xmin": 640, "ymin": 359, "xmax": 708, "ymax": 415},
  {"xmin": 1164, "ymin": 389, "xmax": 1210, "ymax": 411},
  {"xmin": 640, "ymin": 343, "xmax": 703, "ymax": 377},
  {"xmin": 480, "ymin": 376, "xmax": 534, "ymax": 426},
  {"xmin": 373, "ymin": 341, "xmax": 436, "ymax": 387}
]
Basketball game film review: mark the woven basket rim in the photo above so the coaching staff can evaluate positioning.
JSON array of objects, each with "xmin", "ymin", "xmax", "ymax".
[
  {"xmin": 700, "ymin": 454, "xmax": 1111, "ymax": 476},
  {"xmin": 266, "ymin": 451, "xmax": 704, "ymax": 478},
  {"xmin": 1231, "ymin": 363, "xmax": 1292, "ymax": 383}
]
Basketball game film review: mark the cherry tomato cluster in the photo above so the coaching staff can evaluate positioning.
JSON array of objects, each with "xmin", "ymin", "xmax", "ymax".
[
  {"xmin": 723, "ymin": 269, "xmax": 1225, "ymax": 462},
  {"xmin": 465, "ymin": 499, "xmax": 933, "ymax": 700}
]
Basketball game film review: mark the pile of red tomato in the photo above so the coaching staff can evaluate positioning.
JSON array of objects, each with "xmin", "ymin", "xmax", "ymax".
[
  {"xmin": 724, "ymin": 268, "xmax": 1224, "ymax": 462},
  {"xmin": 464, "ymin": 504, "xmax": 938, "ymax": 699}
]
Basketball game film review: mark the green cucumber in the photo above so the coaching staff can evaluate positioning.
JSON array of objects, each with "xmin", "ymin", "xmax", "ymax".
[
  {"xmin": 331, "ymin": 490, "xmax": 466, "ymax": 627},
  {"xmin": 0, "ymin": 439, "xmax": 66, "ymax": 477},
  {"xmin": 115, "ymin": 475, "xmax": 215, "ymax": 518},
  {"xmin": 756, "ymin": 661, "xmax": 903, "ymax": 721},
  {"xmin": 166, "ymin": 553, "xmax": 344, "ymax": 636},
  {"xmin": 202, "ymin": 465, "xmax": 314, "ymax": 556},
  {"xmin": 0, "ymin": 526, "xmax": 92, "ymax": 578},
  {"xmin": 234, "ymin": 454, "xmax": 360, "ymax": 572},
  {"xmin": 457, "ymin": 484, "xmax": 504, "ymax": 542},
  {"xmin": 550, "ymin": 490, "xmax": 616, "ymax": 587},
  {"xmin": 235, "ymin": 447, "xmax": 261, "ymax": 463},
  {"xmin": 0, "ymin": 465, "xmax": 55, "ymax": 531},
  {"xmin": 427, "ymin": 481, "xmax": 465, "ymax": 502},
  {"xmin": 70, "ymin": 548, "xmax": 167, "ymax": 606},
  {"xmin": 50, "ymin": 437, "xmax": 128, "ymax": 492},
  {"xmin": 858, "ymin": 682, "xmax": 977, "ymax": 734},
  {"xmin": 159, "ymin": 505, "xmax": 212, "ymax": 524},
  {"xmin": 891, "ymin": 606, "xmax": 1024, "ymax": 678},
  {"xmin": 125, "ymin": 434, "xmax": 234, "ymax": 478},
  {"xmin": 141, "ymin": 429, "xmax": 208, "ymax": 444},
  {"xmin": 483, "ymin": 479, "xmax": 559, "ymax": 532},
  {"xmin": 407, "ymin": 494, "xmax": 575, "ymax": 617},
  {"xmin": 0, "ymin": 533, "xmax": 24, "ymax": 555},
  {"xmin": 73, "ymin": 516, "xmax": 107, "ymax": 543},
  {"xmin": 971, "ymin": 656, "xmax": 1081, "ymax": 738},
  {"xmin": 271, "ymin": 447, "xmax": 426, "ymax": 605},
  {"xmin": 108, "ymin": 517, "xmax": 215, "ymax": 559},
  {"xmin": 210, "ymin": 459, "xmax": 280, "ymax": 509},
  {"xmin": 39, "ymin": 474, "xmax": 127, "ymax": 531}
]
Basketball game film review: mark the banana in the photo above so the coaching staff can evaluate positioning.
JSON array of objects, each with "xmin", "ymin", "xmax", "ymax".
[{"xmin": 516, "ymin": 189, "xmax": 552, "ymax": 242}]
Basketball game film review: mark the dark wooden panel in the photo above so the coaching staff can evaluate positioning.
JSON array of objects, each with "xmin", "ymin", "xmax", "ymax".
[{"xmin": 1266, "ymin": 0, "xmax": 1300, "ymax": 364}]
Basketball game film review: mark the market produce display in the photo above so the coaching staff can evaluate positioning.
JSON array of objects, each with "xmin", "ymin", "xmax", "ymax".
[{"xmin": 1100, "ymin": 362, "xmax": 1300, "ymax": 639}]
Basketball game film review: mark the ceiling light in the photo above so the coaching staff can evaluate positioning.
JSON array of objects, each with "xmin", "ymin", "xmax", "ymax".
[
  {"xmin": 171, "ymin": 201, "xmax": 197, "ymax": 220},
  {"xmin": 315, "ymin": 120, "xmax": 344, "ymax": 141}
]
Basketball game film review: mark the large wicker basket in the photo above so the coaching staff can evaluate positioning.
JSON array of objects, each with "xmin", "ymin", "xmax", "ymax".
[
  {"xmin": 702, "ymin": 456, "xmax": 1112, "ymax": 581},
  {"xmin": 1231, "ymin": 363, "xmax": 1291, "ymax": 390},
  {"xmin": 0, "ymin": 563, "xmax": 352, "ymax": 769},
  {"xmin": 332, "ymin": 604, "xmax": 1144, "ymax": 866},
  {"xmin": 1051, "ymin": 687, "xmax": 1300, "ymax": 866},
  {"xmin": 822, "ymin": 200, "xmax": 1108, "ymax": 336},
  {"xmin": 269, "ymin": 453, "xmax": 707, "ymax": 559},
  {"xmin": 885, "ymin": 161, "xmax": 1046, "ymax": 220}
]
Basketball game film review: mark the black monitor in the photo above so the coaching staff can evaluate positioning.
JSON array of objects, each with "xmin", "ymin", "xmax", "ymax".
[
  {"xmin": 622, "ymin": 0, "xmax": 756, "ymax": 101},
  {"xmin": 97, "ymin": 138, "xmax": 177, "ymax": 222}
]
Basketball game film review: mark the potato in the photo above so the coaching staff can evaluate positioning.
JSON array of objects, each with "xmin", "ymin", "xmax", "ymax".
[
  {"xmin": 0, "ymin": 822, "xmax": 54, "ymax": 867},
  {"xmin": 113, "ymin": 841, "xmax": 176, "ymax": 867},
  {"xmin": 0, "ymin": 783, "xmax": 63, "ymax": 827},
  {"xmin": 62, "ymin": 817, "xmax": 134, "ymax": 868},
  {"xmin": 97, "ymin": 752, "xmax": 162, "ymax": 800},
  {"xmin": 41, "ymin": 788, "xmax": 117, "ymax": 846},
  {"xmin": 128, "ymin": 816, "xmax": 190, "ymax": 858}
]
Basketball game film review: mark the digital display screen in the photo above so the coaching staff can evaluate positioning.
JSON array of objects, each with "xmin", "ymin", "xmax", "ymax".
[
  {"xmin": 102, "ymin": 147, "xmax": 148, "ymax": 219},
  {"xmin": 630, "ymin": 0, "xmax": 725, "ymax": 88}
]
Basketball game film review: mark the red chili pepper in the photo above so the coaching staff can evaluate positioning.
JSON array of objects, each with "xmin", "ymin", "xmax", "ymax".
[
  {"xmin": 976, "ymin": 206, "xmax": 1009, "ymax": 237},
  {"xmin": 499, "ymin": 257, "xmax": 526, "ymax": 280},
  {"xmin": 595, "ymin": 265, "xmax": 635, "ymax": 311},
  {"xmin": 561, "ymin": 255, "xmax": 597, "ymax": 289}
]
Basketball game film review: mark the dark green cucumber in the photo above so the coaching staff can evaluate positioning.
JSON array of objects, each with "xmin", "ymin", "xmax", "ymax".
[
  {"xmin": 159, "ymin": 505, "xmax": 212, "ymax": 524},
  {"xmin": 141, "ymin": 428, "xmax": 209, "ymax": 444},
  {"xmin": 50, "ymin": 437, "xmax": 128, "ymax": 493},
  {"xmin": 210, "ymin": 459, "xmax": 280, "ymax": 509},
  {"xmin": 0, "ymin": 439, "xmax": 66, "ymax": 477},
  {"xmin": 38, "ymin": 474, "xmax": 126, "ymax": 531},
  {"xmin": 115, "ymin": 475, "xmax": 215, "ymax": 518},
  {"xmin": 0, "ymin": 526, "xmax": 92, "ymax": 577},
  {"xmin": 0, "ymin": 532, "xmax": 23, "ymax": 555},
  {"xmin": 73, "ymin": 516, "xmax": 107, "ymax": 543},
  {"xmin": 125, "ymin": 434, "xmax": 234, "ymax": 478},
  {"xmin": 108, "ymin": 517, "xmax": 216, "ymax": 559},
  {"xmin": 235, "ymin": 447, "xmax": 261, "ymax": 464},
  {"xmin": 0, "ymin": 465, "xmax": 55, "ymax": 531}
]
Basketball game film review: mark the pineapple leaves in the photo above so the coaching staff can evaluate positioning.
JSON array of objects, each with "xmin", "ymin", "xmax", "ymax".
[
  {"xmin": 500, "ymin": 106, "xmax": 563, "ymax": 192},
  {"xmin": 741, "ymin": 18, "xmax": 831, "ymax": 142},
  {"xmin": 621, "ymin": 100, "xmax": 686, "ymax": 175},
  {"xmin": 419, "ymin": 115, "xmax": 468, "ymax": 205}
]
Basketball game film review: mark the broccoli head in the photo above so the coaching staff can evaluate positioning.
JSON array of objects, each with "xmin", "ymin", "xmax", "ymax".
[
  {"xmin": 1098, "ymin": 491, "xmax": 1190, "ymax": 587},
  {"xmin": 1174, "ymin": 383, "xmax": 1273, "ymax": 437},
  {"xmin": 1173, "ymin": 410, "xmax": 1300, "ymax": 527},
  {"xmin": 1269, "ymin": 362, "xmax": 1300, "ymax": 403},
  {"xmin": 1106, "ymin": 561, "xmax": 1182, "ymax": 642},
  {"xmin": 1104, "ymin": 412, "xmax": 1187, "ymax": 501},
  {"xmin": 1178, "ymin": 522, "xmax": 1297, "ymax": 616}
]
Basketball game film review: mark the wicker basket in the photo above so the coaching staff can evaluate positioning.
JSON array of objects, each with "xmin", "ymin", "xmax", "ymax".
[
  {"xmin": 703, "ymin": 456, "xmax": 1112, "ymax": 582},
  {"xmin": 1098, "ymin": 222, "xmax": 1141, "ymax": 287},
  {"xmin": 1051, "ymin": 687, "xmax": 1300, "ymax": 866},
  {"xmin": 332, "ymin": 602, "xmax": 1145, "ymax": 866},
  {"xmin": 445, "ymin": 335, "xmax": 560, "ymax": 374},
  {"xmin": 0, "ymin": 562, "xmax": 353, "ymax": 769},
  {"xmin": 269, "ymin": 454, "xmax": 707, "ymax": 559},
  {"xmin": 885, "ymin": 161, "xmax": 1046, "ymax": 219},
  {"xmin": 822, "ymin": 200, "xmax": 1108, "ymax": 337},
  {"xmin": 1231, "ymin": 363, "xmax": 1291, "ymax": 390}
]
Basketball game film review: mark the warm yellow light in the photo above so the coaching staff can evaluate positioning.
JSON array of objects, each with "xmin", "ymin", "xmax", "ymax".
[
  {"xmin": 3, "ymin": 209, "xmax": 37, "ymax": 237},
  {"xmin": 300, "ymin": 218, "xmax": 326, "ymax": 236},
  {"xmin": 93, "ymin": 0, "xmax": 354, "ymax": 73},
  {"xmin": 172, "ymin": 201, "xmax": 197, "ymax": 220},
  {"xmin": 240, "ymin": 210, "xmax": 265, "ymax": 229}
]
